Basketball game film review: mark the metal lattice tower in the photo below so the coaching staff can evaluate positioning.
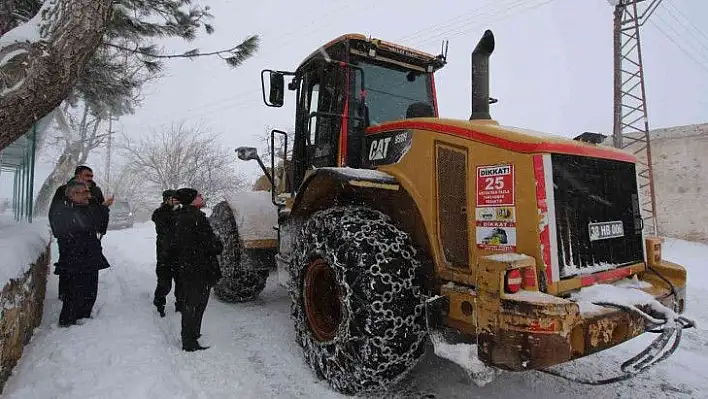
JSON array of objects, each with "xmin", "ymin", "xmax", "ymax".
[{"xmin": 611, "ymin": 0, "xmax": 663, "ymax": 235}]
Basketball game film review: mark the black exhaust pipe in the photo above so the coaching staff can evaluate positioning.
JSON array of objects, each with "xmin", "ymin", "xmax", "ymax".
[{"xmin": 470, "ymin": 30, "xmax": 495, "ymax": 120}]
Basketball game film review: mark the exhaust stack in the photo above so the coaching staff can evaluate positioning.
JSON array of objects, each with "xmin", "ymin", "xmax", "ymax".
[{"xmin": 470, "ymin": 30, "xmax": 495, "ymax": 120}]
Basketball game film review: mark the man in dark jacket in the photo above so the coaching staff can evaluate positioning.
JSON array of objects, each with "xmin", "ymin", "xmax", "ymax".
[
  {"xmin": 49, "ymin": 165, "xmax": 113, "ymax": 301},
  {"xmin": 167, "ymin": 188, "xmax": 223, "ymax": 352},
  {"xmin": 152, "ymin": 189, "xmax": 183, "ymax": 317},
  {"xmin": 49, "ymin": 165, "xmax": 113, "ymax": 236},
  {"xmin": 53, "ymin": 181, "xmax": 111, "ymax": 327}
]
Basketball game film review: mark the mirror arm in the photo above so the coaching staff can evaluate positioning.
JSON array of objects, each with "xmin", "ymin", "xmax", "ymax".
[{"xmin": 254, "ymin": 156, "xmax": 275, "ymax": 190}]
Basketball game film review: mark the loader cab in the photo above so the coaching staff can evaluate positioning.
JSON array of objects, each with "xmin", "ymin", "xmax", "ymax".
[{"xmin": 261, "ymin": 34, "xmax": 447, "ymax": 195}]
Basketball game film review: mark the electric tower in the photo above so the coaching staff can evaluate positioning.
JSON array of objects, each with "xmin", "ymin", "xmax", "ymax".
[{"xmin": 611, "ymin": 0, "xmax": 663, "ymax": 235}]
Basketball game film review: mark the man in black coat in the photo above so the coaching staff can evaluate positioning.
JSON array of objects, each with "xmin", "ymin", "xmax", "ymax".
[
  {"xmin": 167, "ymin": 188, "xmax": 223, "ymax": 352},
  {"xmin": 53, "ymin": 181, "xmax": 111, "ymax": 327},
  {"xmin": 152, "ymin": 189, "xmax": 183, "ymax": 317},
  {"xmin": 49, "ymin": 165, "xmax": 113, "ymax": 301},
  {"xmin": 49, "ymin": 165, "xmax": 113, "ymax": 236}
]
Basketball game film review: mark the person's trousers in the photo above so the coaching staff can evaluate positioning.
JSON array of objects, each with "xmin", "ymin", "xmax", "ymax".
[
  {"xmin": 179, "ymin": 277, "xmax": 211, "ymax": 347},
  {"xmin": 58, "ymin": 271, "xmax": 99, "ymax": 326},
  {"xmin": 153, "ymin": 261, "xmax": 183, "ymax": 309},
  {"xmin": 57, "ymin": 268, "xmax": 66, "ymax": 300}
]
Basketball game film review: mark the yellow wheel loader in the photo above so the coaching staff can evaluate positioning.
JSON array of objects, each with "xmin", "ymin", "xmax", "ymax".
[{"xmin": 211, "ymin": 29, "xmax": 694, "ymax": 395}]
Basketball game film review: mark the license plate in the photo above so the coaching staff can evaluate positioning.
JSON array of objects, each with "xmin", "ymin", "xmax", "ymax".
[{"xmin": 588, "ymin": 221, "xmax": 625, "ymax": 241}]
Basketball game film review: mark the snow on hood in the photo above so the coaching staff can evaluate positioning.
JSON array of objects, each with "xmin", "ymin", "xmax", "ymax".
[
  {"xmin": 224, "ymin": 191, "xmax": 278, "ymax": 241},
  {"xmin": 0, "ymin": 216, "xmax": 51, "ymax": 286}
]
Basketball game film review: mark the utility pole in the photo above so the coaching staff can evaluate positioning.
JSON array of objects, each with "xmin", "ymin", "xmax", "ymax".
[{"xmin": 611, "ymin": 0, "xmax": 663, "ymax": 235}]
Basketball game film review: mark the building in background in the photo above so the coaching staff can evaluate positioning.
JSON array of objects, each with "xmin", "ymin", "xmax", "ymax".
[{"xmin": 649, "ymin": 123, "xmax": 708, "ymax": 243}]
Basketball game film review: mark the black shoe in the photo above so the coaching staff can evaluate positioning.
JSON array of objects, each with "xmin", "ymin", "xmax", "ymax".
[
  {"xmin": 58, "ymin": 320, "xmax": 75, "ymax": 328},
  {"xmin": 156, "ymin": 306, "xmax": 166, "ymax": 318},
  {"xmin": 182, "ymin": 343, "xmax": 209, "ymax": 352}
]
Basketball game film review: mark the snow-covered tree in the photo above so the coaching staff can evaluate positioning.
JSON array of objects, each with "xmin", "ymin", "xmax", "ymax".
[
  {"xmin": 0, "ymin": 0, "xmax": 114, "ymax": 150},
  {"xmin": 0, "ymin": 0, "xmax": 260, "ymax": 149},
  {"xmin": 119, "ymin": 122, "xmax": 247, "ymax": 204}
]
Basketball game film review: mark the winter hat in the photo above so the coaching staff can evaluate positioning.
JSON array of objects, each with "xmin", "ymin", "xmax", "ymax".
[
  {"xmin": 162, "ymin": 189, "xmax": 177, "ymax": 201},
  {"xmin": 174, "ymin": 188, "xmax": 198, "ymax": 204}
]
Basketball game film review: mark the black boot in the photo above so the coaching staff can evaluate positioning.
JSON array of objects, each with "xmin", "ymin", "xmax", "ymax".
[
  {"xmin": 156, "ymin": 305, "xmax": 166, "ymax": 317},
  {"xmin": 182, "ymin": 342, "xmax": 209, "ymax": 352}
]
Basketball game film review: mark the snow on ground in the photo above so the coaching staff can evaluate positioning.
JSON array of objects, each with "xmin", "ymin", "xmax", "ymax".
[
  {"xmin": 2, "ymin": 225, "xmax": 707, "ymax": 398},
  {"xmin": 0, "ymin": 216, "xmax": 51, "ymax": 285}
]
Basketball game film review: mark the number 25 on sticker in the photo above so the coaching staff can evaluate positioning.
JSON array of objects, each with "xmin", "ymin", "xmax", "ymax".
[{"xmin": 484, "ymin": 176, "xmax": 505, "ymax": 190}]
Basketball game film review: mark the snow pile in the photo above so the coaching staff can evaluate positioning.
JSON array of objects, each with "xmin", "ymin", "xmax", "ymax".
[
  {"xmin": 614, "ymin": 274, "xmax": 653, "ymax": 290},
  {"xmin": 570, "ymin": 283, "xmax": 678, "ymax": 323},
  {"xmin": 504, "ymin": 289, "xmax": 569, "ymax": 304},
  {"xmin": 485, "ymin": 253, "xmax": 530, "ymax": 262},
  {"xmin": 322, "ymin": 166, "xmax": 396, "ymax": 181},
  {"xmin": 225, "ymin": 191, "xmax": 277, "ymax": 241},
  {"xmin": 429, "ymin": 331, "xmax": 498, "ymax": 387},
  {"xmin": 0, "ymin": 216, "xmax": 51, "ymax": 286}
]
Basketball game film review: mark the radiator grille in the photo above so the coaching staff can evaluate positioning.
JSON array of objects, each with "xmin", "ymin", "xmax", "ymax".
[
  {"xmin": 436, "ymin": 144, "xmax": 469, "ymax": 268},
  {"xmin": 552, "ymin": 154, "xmax": 644, "ymax": 277}
]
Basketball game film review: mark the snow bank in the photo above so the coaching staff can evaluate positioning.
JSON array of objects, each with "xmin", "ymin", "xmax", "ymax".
[
  {"xmin": 224, "ymin": 191, "xmax": 278, "ymax": 241},
  {"xmin": 0, "ymin": 216, "xmax": 51, "ymax": 286},
  {"xmin": 429, "ymin": 331, "xmax": 498, "ymax": 387}
]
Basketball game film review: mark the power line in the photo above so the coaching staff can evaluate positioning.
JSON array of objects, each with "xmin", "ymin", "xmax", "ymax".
[
  {"xmin": 143, "ymin": 0, "xmax": 545, "ymax": 125},
  {"xmin": 141, "ymin": 0, "xmax": 556, "ymax": 127},
  {"xmin": 650, "ymin": 15, "xmax": 708, "ymax": 73},
  {"xmin": 659, "ymin": 2, "xmax": 708, "ymax": 62}
]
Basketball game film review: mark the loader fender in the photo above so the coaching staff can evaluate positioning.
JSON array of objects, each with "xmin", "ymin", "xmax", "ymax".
[
  {"xmin": 223, "ymin": 191, "xmax": 278, "ymax": 249},
  {"xmin": 283, "ymin": 167, "xmax": 435, "ymax": 291}
]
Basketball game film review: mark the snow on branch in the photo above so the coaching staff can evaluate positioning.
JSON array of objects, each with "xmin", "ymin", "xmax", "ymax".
[{"xmin": 0, "ymin": 0, "xmax": 113, "ymax": 151}]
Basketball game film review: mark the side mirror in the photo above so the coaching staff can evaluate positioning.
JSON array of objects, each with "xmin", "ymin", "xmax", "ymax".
[
  {"xmin": 261, "ymin": 69, "xmax": 286, "ymax": 107},
  {"xmin": 235, "ymin": 146, "xmax": 259, "ymax": 161},
  {"xmin": 269, "ymin": 72, "xmax": 284, "ymax": 106}
]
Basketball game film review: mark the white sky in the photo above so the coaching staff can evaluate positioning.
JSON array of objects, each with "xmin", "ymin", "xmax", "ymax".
[{"xmin": 2, "ymin": 0, "xmax": 707, "ymax": 199}]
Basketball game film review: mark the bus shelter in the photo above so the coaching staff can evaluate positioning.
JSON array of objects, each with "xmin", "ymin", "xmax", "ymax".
[{"xmin": 0, "ymin": 126, "xmax": 38, "ymax": 222}]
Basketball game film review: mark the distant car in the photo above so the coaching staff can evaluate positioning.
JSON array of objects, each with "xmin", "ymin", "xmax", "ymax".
[{"xmin": 108, "ymin": 200, "xmax": 134, "ymax": 230}]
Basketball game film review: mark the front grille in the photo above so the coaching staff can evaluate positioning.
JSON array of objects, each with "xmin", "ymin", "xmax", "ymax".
[
  {"xmin": 436, "ymin": 143, "xmax": 469, "ymax": 268},
  {"xmin": 552, "ymin": 154, "xmax": 644, "ymax": 278}
]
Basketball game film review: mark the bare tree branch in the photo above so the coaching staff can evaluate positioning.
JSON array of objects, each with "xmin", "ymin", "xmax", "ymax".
[{"xmin": 117, "ymin": 122, "xmax": 246, "ymax": 203}]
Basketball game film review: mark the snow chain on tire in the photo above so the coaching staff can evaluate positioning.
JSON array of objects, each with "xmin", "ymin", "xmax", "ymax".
[
  {"xmin": 290, "ymin": 205, "xmax": 428, "ymax": 395},
  {"xmin": 209, "ymin": 201, "xmax": 269, "ymax": 303}
]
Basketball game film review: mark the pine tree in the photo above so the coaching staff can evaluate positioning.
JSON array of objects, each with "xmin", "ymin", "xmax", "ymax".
[{"xmin": 0, "ymin": 0, "xmax": 260, "ymax": 149}]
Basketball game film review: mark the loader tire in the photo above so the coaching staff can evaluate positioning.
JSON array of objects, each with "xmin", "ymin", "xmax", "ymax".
[
  {"xmin": 290, "ymin": 205, "xmax": 427, "ymax": 395},
  {"xmin": 209, "ymin": 201, "xmax": 269, "ymax": 303}
]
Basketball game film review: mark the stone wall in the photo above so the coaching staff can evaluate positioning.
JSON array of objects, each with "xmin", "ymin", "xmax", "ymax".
[{"xmin": 0, "ymin": 245, "xmax": 50, "ymax": 394}]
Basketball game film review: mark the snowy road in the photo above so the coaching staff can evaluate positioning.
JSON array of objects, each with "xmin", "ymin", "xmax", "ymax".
[{"xmin": 3, "ymin": 223, "xmax": 707, "ymax": 398}]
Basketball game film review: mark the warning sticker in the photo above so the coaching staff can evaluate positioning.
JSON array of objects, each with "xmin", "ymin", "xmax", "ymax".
[
  {"xmin": 476, "ymin": 226, "xmax": 517, "ymax": 252},
  {"xmin": 475, "ymin": 207, "xmax": 515, "ymax": 227},
  {"xmin": 476, "ymin": 206, "xmax": 517, "ymax": 251},
  {"xmin": 476, "ymin": 164, "xmax": 515, "ymax": 207}
]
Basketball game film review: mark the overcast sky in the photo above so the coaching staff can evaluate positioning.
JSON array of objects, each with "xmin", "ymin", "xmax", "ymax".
[{"xmin": 3, "ymin": 0, "xmax": 707, "ymax": 200}]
